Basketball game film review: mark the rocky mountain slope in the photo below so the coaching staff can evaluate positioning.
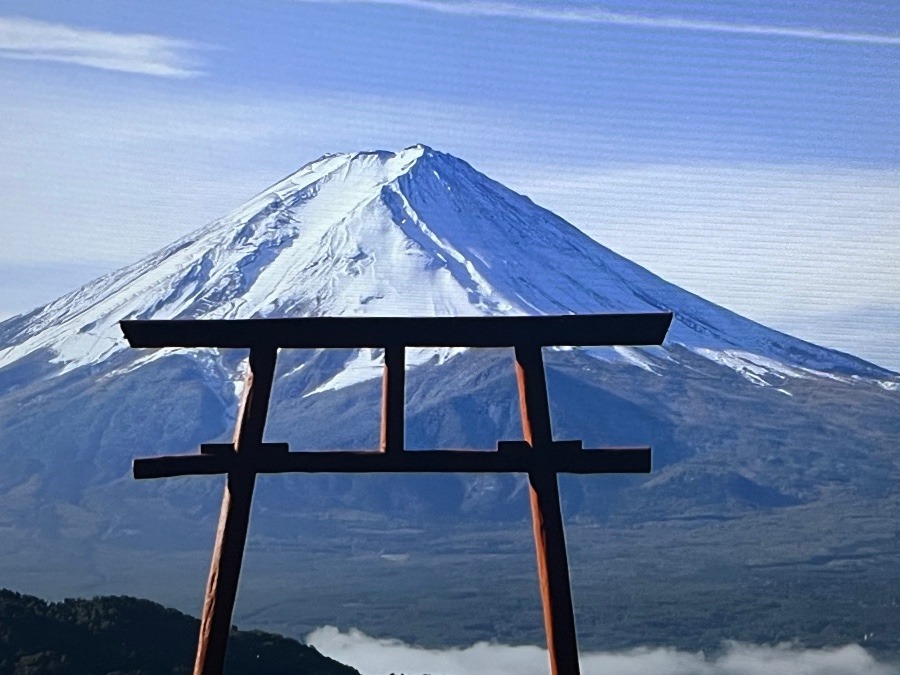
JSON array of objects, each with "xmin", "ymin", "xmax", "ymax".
[{"xmin": 0, "ymin": 145, "xmax": 897, "ymax": 654}]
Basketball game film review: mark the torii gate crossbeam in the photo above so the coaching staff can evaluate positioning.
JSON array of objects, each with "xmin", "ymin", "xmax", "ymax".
[{"xmin": 121, "ymin": 312, "xmax": 672, "ymax": 675}]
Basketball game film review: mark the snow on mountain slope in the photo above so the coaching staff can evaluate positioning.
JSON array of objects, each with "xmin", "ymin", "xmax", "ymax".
[{"xmin": 0, "ymin": 145, "xmax": 892, "ymax": 391}]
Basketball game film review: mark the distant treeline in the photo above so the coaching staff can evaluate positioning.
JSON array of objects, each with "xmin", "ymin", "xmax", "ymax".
[{"xmin": 0, "ymin": 589, "xmax": 359, "ymax": 675}]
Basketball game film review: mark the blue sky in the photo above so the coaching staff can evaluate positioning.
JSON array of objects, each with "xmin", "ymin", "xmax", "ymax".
[{"xmin": 1, "ymin": 1, "xmax": 898, "ymax": 368}]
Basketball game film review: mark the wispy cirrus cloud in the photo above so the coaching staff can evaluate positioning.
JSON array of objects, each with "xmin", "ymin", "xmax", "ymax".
[
  {"xmin": 297, "ymin": 0, "xmax": 900, "ymax": 46},
  {"xmin": 0, "ymin": 16, "xmax": 206, "ymax": 77}
]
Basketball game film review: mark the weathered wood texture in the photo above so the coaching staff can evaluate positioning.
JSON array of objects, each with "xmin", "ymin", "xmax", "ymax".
[
  {"xmin": 193, "ymin": 348, "xmax": 276, "ymax": 675},
  {"xmin": 120, "ymin": 313, "xmax": 672, "ymax": 675},
  {"xmin": 516, "ymin": 344, "xmax": 581, "ymax": 675},
  {"xmin": 194, "ymin": 470, "xmax": 255, "ymax": 675}
]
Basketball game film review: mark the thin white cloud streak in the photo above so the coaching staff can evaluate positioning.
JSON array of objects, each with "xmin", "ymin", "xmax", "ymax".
[
  {"xmin": 297, "ymin": 0, "xmax": 900, "ymax": 46},
  {"xmin": 0, "ymin": 80, "xmax": 533, "ymax": 266},
  {"xmin": 501, "ymin": 162, "xmax": 900, "ymax": 311},
  {"xmin": 502, "ymin": 162, "xmax": 900, "ymax": 371},
  {"xmin": 307, "ymin": 626, "xmax": 899, "ymax": 675},
  {"xmin": 0, "ymin": 16, "xmax": 204, "ymax": 77}
]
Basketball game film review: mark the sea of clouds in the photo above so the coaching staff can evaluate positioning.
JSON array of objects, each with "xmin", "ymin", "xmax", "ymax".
[{"xmin": 307, "ymin": 627, "xmax": 898, "ymax": 675}]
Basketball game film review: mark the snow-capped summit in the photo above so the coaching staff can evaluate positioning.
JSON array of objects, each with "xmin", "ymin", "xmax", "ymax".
[
  {"xmin": 0, "ymin": 145, "xmax": 892, "ymax": 387},
  {"xmin": 1, "ymin": 147, "xmax": 897, "ymax": 650}
]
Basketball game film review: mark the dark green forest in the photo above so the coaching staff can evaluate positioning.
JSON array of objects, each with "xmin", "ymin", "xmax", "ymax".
[{"xmin": 0, "ymin": 590, "xmax": 358, "ymax": 675}]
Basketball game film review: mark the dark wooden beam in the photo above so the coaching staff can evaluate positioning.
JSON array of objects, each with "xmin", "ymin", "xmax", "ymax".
[
  {"xmin": 380, "ymin": 346, "xmax": 405, "ymax": 454},
  {"xmin": 121, "ymin": 313, "xmax": 672, "ymax": 349},
  {"xmin": 194, "ymin": 347, "xmax": 276, "ymax": 675},
  {"xmin": 133, "ymin": 446, "xmax": 651, "ymax": 480},
  {"xmin": 515, "ymin": 344, "xmax": 581, "ymax": 675}
]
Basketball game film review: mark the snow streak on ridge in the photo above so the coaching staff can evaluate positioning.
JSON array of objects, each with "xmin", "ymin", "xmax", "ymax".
[{"xmin": 0, "ymin": 144, "xmax": 893, "ymax": 393}]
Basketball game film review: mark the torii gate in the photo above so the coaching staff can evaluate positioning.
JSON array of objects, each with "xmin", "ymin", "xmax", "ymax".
[{"xmin": 121, "ymin": 313, "xmax": 671, "ymax": 675}]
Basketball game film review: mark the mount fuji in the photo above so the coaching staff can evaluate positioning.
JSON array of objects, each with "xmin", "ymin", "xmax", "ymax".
[
  {"xmin": 0, "ymin": 145, "xmax": 898, "ymax": 654},
  {"xmin": 0, "ymin": 144, "xmax": 890, "ymax": 384}
]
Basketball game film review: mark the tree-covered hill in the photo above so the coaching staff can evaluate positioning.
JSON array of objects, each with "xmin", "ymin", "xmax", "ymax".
[{"xmin": 0, "ymin": 589, "xmax": 359, "ymax": 675}]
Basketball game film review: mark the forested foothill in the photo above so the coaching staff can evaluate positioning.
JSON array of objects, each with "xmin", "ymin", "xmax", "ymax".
[{"xmin": 0, "ymin": 589, "xmax": 359, "ymax": 675}]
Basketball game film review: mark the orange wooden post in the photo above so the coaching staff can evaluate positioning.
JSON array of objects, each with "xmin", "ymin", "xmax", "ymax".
[
  {"xmin": 515, "ymin": 344, "xmax": 581, "ymax": 675},
  {"xmin": 194, "ymin": 347, "xmax": 277, "ymax": 675}
]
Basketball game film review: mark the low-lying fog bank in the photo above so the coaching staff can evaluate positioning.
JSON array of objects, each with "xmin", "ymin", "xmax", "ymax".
[{"xmin": 307, "ymin": 626, "xmax": 898, "ymax": 675}]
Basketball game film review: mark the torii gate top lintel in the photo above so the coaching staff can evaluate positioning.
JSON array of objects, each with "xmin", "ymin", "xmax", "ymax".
[
  {"xmin": 120, "ymin": 312, "xmax": 672, "ymax": 675},
  {"xmin": 121, "ymin": 312, "xmax": 671, "ymax": 349}
]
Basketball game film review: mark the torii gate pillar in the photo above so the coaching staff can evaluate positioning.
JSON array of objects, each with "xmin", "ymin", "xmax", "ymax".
[{"xmin": 517, "ymin": 344, "xmax": 580, "ymax": 674}]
